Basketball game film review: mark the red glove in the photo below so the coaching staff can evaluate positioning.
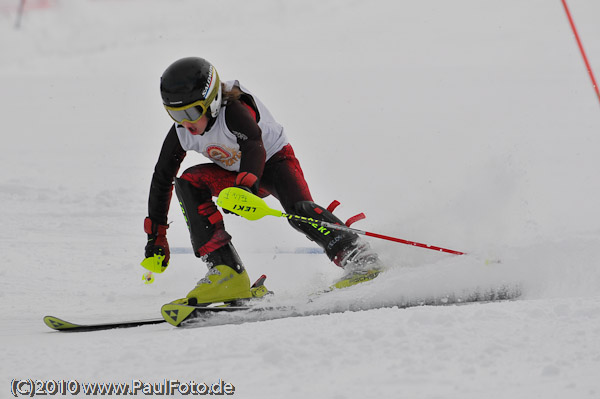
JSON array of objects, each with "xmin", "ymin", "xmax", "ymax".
[{"xmin": 144, "ymin": 217, "xmax": 169, "ymax": 266}]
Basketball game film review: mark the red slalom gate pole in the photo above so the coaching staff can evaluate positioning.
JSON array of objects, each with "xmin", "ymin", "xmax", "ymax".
[{"xmin": 561, "ymin": 0, "xmax": 600, "ymax": 106}]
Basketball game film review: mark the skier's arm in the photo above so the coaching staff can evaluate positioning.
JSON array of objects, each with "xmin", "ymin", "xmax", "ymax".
[
  {"xmin": 225, "ymin": 97, "xmax": 266, "ymax": 193},
  {"xmin": 148, "ymin": 125, "xmax": 187, "ymax": 224}
]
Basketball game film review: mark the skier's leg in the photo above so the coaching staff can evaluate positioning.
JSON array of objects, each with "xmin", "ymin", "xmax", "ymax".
[
  {"xmin": 173, "ymin": 166, "xmax": 251, "ymax": 304},
  {"xmin": 287, "ymin": 201, "xmax": 381, "ymax": 269},
  {"xmin": 261, "ymin": 145, "xmax": 381, "ymax": 270}
]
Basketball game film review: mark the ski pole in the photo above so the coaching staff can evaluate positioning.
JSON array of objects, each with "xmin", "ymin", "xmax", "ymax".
[
  {"xmin": 561, "ymin": 0, "xmax": 600, "ymax": 106},
  {"xmin": 217, "ymin": 187, "xmax": 465, "ymax": 256},
  {"xmin": 288, "ymin": 215, "xmax": 464, "ymax": 255}
]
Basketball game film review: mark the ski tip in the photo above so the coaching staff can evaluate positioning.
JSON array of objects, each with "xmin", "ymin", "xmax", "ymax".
[
  {"xmin": 161, "ymin": 303, "xmax": 197, "ymax": 327},
  {"xmin": 43, "ymin": 315, "xmax": 80, "ymax": 330}
]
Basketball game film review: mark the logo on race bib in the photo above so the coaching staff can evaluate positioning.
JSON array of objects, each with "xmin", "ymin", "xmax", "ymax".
[{"xmin": 206, "ymin": 145, "xmax": 242, "ymax": 167}]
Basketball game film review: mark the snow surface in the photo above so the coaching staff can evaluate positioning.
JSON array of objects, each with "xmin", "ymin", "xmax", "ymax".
[{"xmin": 1, "ymin": 0, "xmax": 600, "ymax": 397}]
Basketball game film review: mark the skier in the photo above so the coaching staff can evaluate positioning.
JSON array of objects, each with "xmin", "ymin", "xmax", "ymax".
[{"xmin": 143, "ymin": 57, "xmax": 381, "ymax": 306}]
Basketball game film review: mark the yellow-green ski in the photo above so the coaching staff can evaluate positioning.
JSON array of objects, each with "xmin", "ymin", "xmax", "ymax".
[
  {"xmin": 330, "ymin": 269, "xmax": 382, "ymax": 290},
  {"xmin": 43, "ymin": 315, "xmax": 165, "ymax": 332}
]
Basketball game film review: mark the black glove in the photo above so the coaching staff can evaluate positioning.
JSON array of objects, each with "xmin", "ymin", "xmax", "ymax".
[{"xmin": 143, "ymin": 217, "xmax": 170, "ymax": 266}]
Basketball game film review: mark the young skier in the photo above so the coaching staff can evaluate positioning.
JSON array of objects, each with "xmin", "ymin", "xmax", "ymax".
[{"xmin": 143, "ymin": 57, "xmax": 381, "ymax": 306}]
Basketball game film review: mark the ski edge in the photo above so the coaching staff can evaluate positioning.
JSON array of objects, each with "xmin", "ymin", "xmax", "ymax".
[
  {"xmin": 161, "ymin": 303, "xmax": 253, "ymax": 327},
  {"xmin": 43, "ymin": 315, "xmax": 166, "ymax": 332}
]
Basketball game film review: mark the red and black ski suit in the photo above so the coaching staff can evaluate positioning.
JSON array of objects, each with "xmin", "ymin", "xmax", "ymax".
[{"xmin": 146, "ymin": 94, "xmax": 358, "ymax": 266}]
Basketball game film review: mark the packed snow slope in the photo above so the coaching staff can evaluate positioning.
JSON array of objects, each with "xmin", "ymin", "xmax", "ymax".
[{"xmin": 1, "ymin": 0, "xmax": 600, "ymax": 398}]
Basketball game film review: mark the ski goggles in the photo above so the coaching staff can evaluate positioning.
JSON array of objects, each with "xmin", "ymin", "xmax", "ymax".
[{"xmin": 164, "ymin": 99, "xmax": 212, "ymax": 124}]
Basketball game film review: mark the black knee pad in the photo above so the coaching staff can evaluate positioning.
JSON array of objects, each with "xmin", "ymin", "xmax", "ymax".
[
  {"xmin": 288, "ymin": 201, "xmax": 358, "ymax": 261},
  {"xmin": 174, "ymin": 178, "xmax": 231, "ymax": 257}
]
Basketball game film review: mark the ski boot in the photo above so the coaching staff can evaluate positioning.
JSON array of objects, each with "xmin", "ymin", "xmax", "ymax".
[
  {"xmin": 173, "ymin": 266, "xmax": 271, "ymax": 306},
  {"xmin": 170, "ymin": 242, "xmax": 271, "ymax": 306},
  {"xmin": 286, "ymin": 200, "xmax": 383, "ymax": 291},
  {"xmin": 330, "ymin": 239, "xmax": 383, "ymax": 290},
  {"xmin": 176, "ymin": 265, "xmax": 272, "ymax": 306},
  {"xmin": 179, "ymin": 264, "xmax": 252, "ymax": 306},
  {"xmin": 162, "ymin": 243, "xmax": 272, "ymax": 326}
]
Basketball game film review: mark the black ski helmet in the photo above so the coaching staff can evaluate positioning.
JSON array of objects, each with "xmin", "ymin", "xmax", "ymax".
[{"xmin": 160, "ymin": 57, "xmax": 222, "ymax": 119}]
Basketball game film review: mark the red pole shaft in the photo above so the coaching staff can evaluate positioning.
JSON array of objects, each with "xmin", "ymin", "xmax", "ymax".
[
  {"xmin": 561, "ymin": 0, "xmax": 600, "ymax": 105},
  {"xmin": 364, "ymin": 231, "xmax": 465, "ymax": 255},
  {"xmin": 317, "ymin": 220, "xmax": 466, "ymax": 255}
]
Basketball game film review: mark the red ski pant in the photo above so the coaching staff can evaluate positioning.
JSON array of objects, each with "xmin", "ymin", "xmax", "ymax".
[{"xmin": 180, "ymin": 144, "xmax": 313, "ymax": 213}]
